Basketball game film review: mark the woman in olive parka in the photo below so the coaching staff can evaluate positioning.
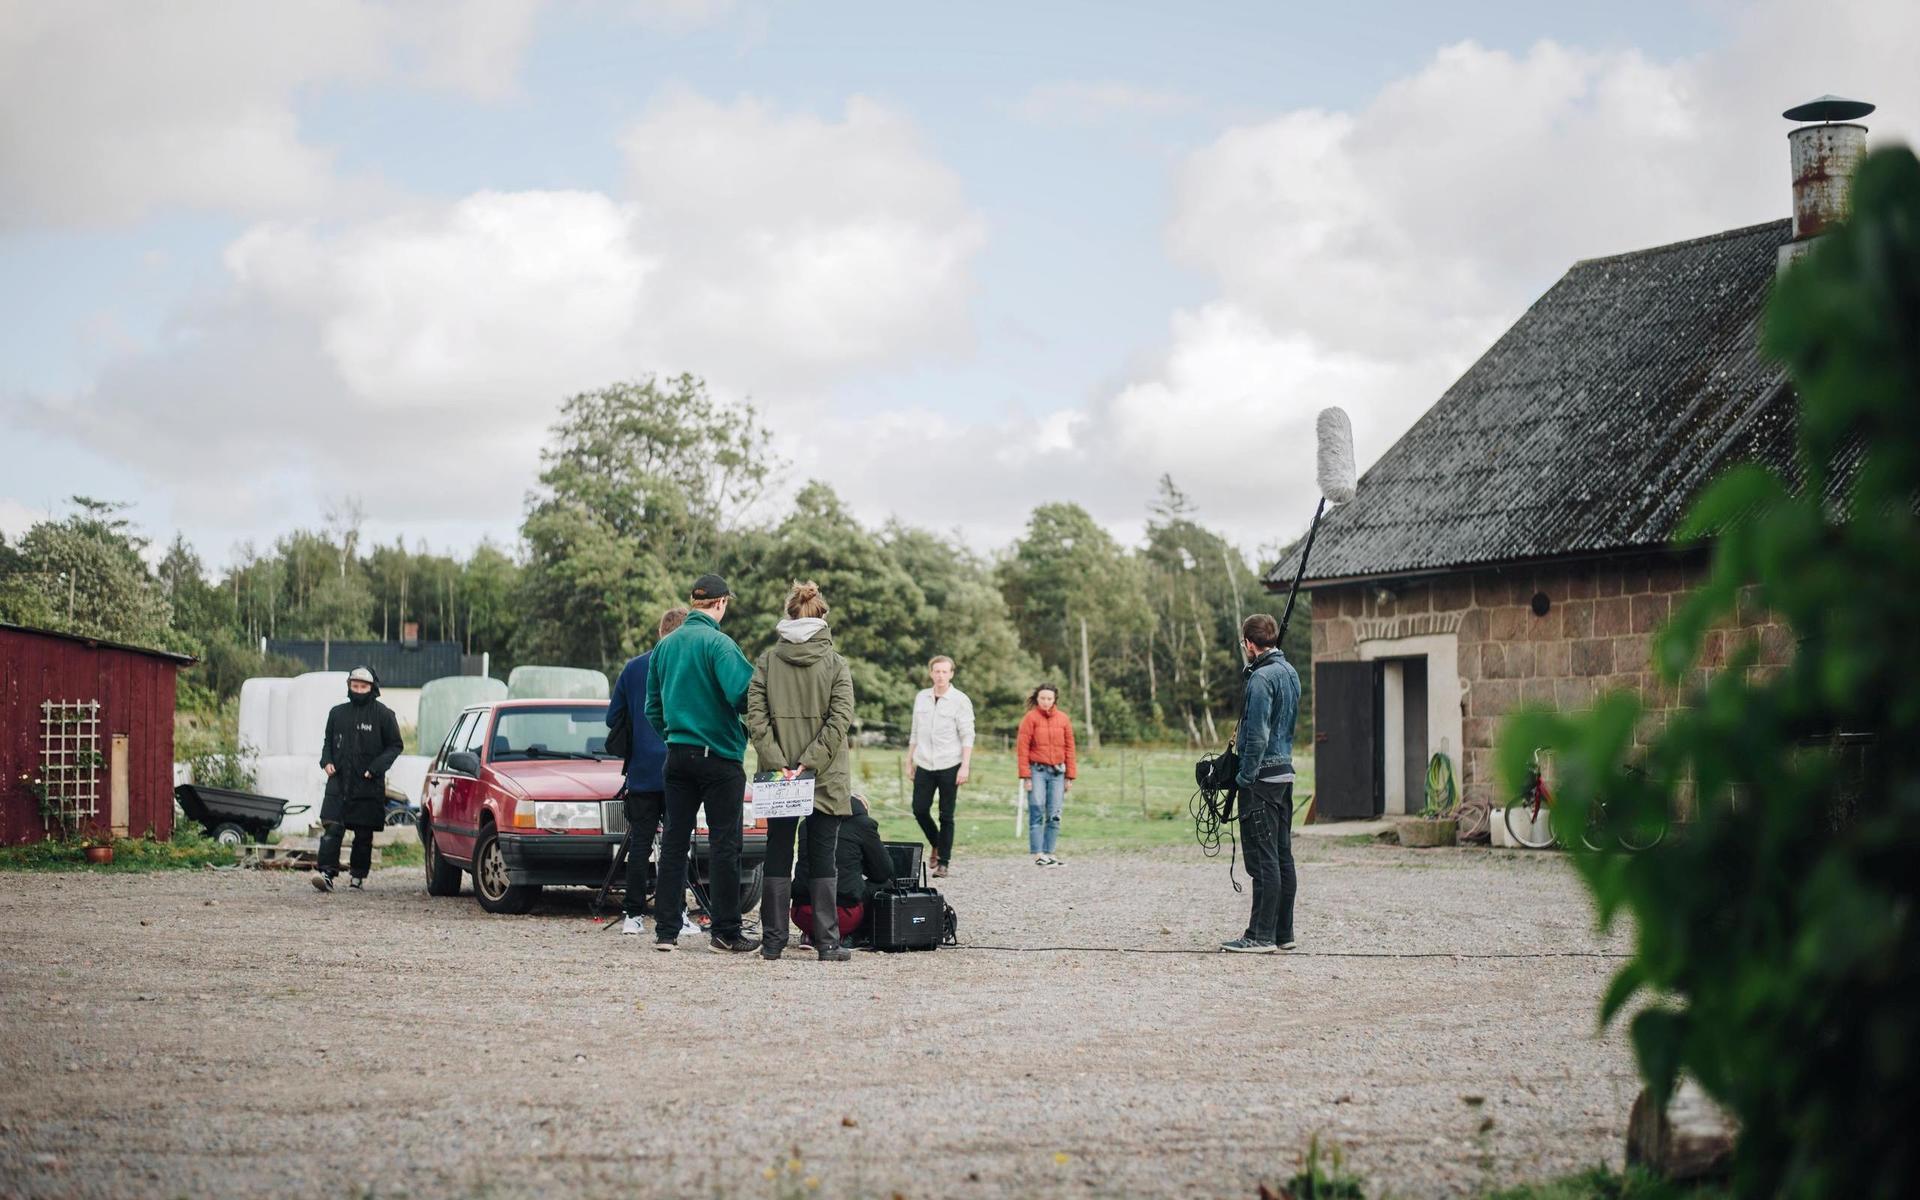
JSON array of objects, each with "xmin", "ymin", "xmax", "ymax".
[{"xmin": 745, "ymin": 580, "xmax": 856, "ymax": 961}]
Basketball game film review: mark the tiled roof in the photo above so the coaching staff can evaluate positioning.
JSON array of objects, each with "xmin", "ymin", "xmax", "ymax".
[{"xmin": 1267, "ymin": 219, "xmax": 1797, "ymax": 586}]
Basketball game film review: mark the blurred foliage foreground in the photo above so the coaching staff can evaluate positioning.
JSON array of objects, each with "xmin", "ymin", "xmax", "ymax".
[{"xmin": 1498, "ymin": 147, "xmax": 1920, "ymax": 1197}]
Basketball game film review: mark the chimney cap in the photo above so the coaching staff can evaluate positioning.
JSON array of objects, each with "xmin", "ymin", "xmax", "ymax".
[{"xmin": 1783, "ymin": 95, "xmax": 1875, "ymax": 123}]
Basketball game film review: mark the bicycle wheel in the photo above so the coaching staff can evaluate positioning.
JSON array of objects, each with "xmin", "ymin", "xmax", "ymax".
[
  {"xmin": 1579, "ymin": 801, "xmax": 1609, "ymax": 852},
  {"xmin": 1618, "ymin": 809, "xmax": 1669, "ymax": 851},
  {"xmin": 1503, "ymin": 800, "xmax": 1556, "ymax": 849}
]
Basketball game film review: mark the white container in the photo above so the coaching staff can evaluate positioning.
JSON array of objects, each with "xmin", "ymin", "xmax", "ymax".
[
  {"xmin": 265, "ymin": 677, "xmax": 293, "ymax": 757},
  {"xmin": 507, "ymin": 665, "xmax": 609, "ymax": 701}
]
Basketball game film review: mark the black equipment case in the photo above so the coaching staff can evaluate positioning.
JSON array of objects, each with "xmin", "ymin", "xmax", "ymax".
[
  {"xmin": 869, "ymin": 844, "xmax": 953, "ymax": 952},
  {"xmin": 869, "ymin": 885, "xmax": 945, "ymax": 951}
]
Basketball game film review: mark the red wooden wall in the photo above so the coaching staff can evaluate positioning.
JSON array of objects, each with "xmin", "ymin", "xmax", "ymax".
[{"xmin": 0, "ymin": 627, "xmax": 184, "ymax": 845}]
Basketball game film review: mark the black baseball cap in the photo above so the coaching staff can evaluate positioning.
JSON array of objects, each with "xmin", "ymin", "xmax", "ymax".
[{"xmin": 690, "ymin": 573, "xmax": 732, "ymax": 601}]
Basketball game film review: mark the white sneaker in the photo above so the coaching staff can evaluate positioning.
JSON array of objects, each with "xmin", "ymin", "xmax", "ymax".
[
  {"xmin": 620, "ymin": 915, "xmax": 643, "ymax": 935},
  {"xmin": 1034, "ymin": 855, "xmax": 1049, "ymax": 866},
  {"xmin": 677, "ymin": 911, "xmax": 700, "ymax": 939},
  {"xmin": 1045, "ymin": 855, "xmax": 1065, "ymax": 867}
]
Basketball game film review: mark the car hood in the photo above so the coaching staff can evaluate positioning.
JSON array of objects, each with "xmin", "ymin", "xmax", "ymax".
[{"xmin": 487, "ymin": 760, "xmax": 622, "ymax": 802}]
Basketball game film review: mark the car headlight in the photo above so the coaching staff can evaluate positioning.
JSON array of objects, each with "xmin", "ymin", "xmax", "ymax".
[{"xmin": 530, "ymin": 801, "xmax": 601, "ymax": 831}]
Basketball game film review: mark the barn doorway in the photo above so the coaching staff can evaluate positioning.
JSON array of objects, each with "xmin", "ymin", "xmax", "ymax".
[{"xmin": 1314, "ymin": 631, "xmax": 1463, "ymax": 822}]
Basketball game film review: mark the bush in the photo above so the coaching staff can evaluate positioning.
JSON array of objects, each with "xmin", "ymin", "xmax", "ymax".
[{"xmin": 1496, "ymin": 148, "xmax": 1920, "ymax": 1198}]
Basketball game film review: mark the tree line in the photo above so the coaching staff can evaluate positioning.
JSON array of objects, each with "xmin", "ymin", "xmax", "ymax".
[{"xmin": 0, "ymin": 375, "xmax": 1310, "ymax": 742}]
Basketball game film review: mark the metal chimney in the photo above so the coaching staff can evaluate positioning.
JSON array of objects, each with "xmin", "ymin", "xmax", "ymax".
[{"xmin": 1779, "ymin": 95, "xmax": 1874, "ymax": 272}]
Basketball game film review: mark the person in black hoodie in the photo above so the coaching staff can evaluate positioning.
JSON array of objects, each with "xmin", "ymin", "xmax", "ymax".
[
  {"xmin": 790, "ymin": 795, "xmax": 896, "ymax": 947},
  {"xmin": 312, "ymin": 666, "xmax": 404, "ymax": 893}
]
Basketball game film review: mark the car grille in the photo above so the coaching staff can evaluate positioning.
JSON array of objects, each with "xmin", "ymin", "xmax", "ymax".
[{"xmin": 601, "ymin": 799, "xmax": 627, "ymax": 835}]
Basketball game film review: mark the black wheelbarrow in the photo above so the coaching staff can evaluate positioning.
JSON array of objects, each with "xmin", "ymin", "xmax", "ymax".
[{"xmin": 174, "ymin": 784, "xmax": 312, "ymax": 847}]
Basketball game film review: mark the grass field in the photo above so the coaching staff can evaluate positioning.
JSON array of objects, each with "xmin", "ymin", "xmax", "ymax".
[{"xmin": 846, "ymin": 744, "xmax": 1314, "ymax": 859}]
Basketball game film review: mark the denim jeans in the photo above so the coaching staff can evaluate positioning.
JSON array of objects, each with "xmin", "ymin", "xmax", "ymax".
[
  {"xmin": 654, "ymin": 745, "xmax": 745, "ymax": 940},
  {"xmin": 1027, "ymin": 765, "xmax": 1065, "ymax": 855},
  {"xmin": 1240, "ymin": 779, "xmax": 1297, "ymax": 944}
]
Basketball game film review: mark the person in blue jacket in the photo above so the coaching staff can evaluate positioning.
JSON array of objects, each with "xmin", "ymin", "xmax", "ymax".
[
  {"xmin": 1221, "ymin": 613, "xmax": 1301, "ymax": 954},
  {"xmin": 605, "ymin": 606, "xmax": 688, "ymax": 935}
]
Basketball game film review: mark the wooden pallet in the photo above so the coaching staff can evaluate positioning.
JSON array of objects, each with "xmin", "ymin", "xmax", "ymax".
[{"xmin": 241, "ymin": 840, "xmax": 381, "ymax": 871}]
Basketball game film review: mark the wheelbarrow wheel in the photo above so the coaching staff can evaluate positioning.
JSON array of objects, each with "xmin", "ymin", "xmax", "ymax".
[{"xmin": 210, "ymin": 822, "xmax": 248, "ymax": 848}]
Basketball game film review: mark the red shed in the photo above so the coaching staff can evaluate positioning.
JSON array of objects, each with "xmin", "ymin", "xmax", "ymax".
[{"xmin": 0, "ymin": 623, "xmax": 194, "ymax": 845}]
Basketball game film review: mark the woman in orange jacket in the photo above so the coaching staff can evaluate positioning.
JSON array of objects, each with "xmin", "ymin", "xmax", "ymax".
[{"xmin": 1015, "ymin": 682, "xmax": 1077, "ymax": 866}]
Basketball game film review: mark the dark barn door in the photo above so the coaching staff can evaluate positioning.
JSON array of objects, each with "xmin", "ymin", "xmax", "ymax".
[{"xmin": 1314, "ymin": 661, "xmax": 1381, "ymax": 820}]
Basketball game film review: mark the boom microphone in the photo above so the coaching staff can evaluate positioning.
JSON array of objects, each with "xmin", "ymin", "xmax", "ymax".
[
  {"xmin": 1316, "ymin": 407, "xmax": 1357, "ymax": 505},
  {"xmin": 1277, "ymin": 406, "xmax": 1360, "ymax": 644}
]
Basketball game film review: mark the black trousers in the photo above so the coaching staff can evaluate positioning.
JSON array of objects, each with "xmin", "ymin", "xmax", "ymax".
[
  {"xmin": 621, "ymin": 789, "xmax": 667, "ymax": 918},
  {"xmin": 655, "ymin": 745, "xmax": 746, "ymax": 940},
  {"xmin": 911, "ymin": 764, "xmax": 960, "ymax": 864},
  {"xmin": 317, "ymin": 821, "xmax": 376, "ymax": 879},
  {"xmin": 768, "ymin": 812, "xmax": 845, "ymax": 883},
  {"xmin": 1240, "ymin": 780, "xmax": 1297, "ymax": 944}
]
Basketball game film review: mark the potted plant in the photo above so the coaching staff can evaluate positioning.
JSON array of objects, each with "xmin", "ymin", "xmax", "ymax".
[
  {"xmin": 81, "ymin": 837, "xmax": 114, "ymax": 865},
  {"xmin": 1399, "ymin": 751, "xmax": 1460, "ymax": 847}
]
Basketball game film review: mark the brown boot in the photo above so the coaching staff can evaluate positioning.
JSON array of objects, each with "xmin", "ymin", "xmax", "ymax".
[{"xmin": 810, "ymin": 879, "xmax": 851, "ymax": 962}]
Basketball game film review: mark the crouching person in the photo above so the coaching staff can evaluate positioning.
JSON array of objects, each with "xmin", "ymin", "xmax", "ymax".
[
  {"xmin": 791, "ymin": 795, "xmax": 895, "ymax": 948},
  {"xmin": 313, "ymin": 667, "xmax": 403, "ymax": 893}
]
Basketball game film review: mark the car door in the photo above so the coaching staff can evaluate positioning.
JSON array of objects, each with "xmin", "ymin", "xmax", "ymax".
[
  {"xmin": 433, "ymin": 710, "xmax": 483, "ymax": 861},
  {"xmin": 444, "ymin": 708, "xmax": 495, "ymax": 860}
]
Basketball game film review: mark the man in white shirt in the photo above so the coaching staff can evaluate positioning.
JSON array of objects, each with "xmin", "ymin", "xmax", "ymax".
[{"xmin": 908, "ymin": 655, "xmax": 974, "ymax": 878}]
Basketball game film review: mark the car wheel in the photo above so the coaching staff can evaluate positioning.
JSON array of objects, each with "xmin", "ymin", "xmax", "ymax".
[
  {"xmin": 472, "ymin": 825, "xmax": 539, "ymax": 914},
  {"xmin": 209, "ymin": 822, "xmax": 248, "ymax": 848},
  {"xmin": 423, "ymin": 825, "xmax": 462, "ymax": 897},
  {"xmin": 738, "ymin": 861, "xmax": 763, "ymax": 913}
]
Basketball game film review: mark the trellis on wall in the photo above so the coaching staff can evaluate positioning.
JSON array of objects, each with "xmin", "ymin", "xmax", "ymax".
[{"xmin": 37, "ymin": 700, "xmax": 102, "ymax": 835}]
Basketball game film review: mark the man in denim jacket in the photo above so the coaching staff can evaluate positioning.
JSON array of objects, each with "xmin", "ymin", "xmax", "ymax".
[{"xmin": 1222, "ymin": 613, "xmax": 1301, "ymax": 953}]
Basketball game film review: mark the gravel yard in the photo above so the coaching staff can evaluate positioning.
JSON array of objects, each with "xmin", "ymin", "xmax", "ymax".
[{"xmin": 0, "ymin": 838, "xmax": 1638, "ymax": 1199}]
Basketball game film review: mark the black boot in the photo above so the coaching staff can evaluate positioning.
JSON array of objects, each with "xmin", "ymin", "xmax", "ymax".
[
  {"xmin": 810, "ymin": 879, "xmax": 851, "ymax": 962},
  {"xmin": 760, "ymin": 878, "xmax": 791, "ymax": 960}
]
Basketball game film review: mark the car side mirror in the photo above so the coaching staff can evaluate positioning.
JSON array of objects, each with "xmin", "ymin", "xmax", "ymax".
[{"xmin": 445, "ymin": 751, "xmax": 481, "ymax": 778}]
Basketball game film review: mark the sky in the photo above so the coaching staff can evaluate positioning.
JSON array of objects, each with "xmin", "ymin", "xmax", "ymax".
[{"xmin": 2, "ymin": 0, "xmax": 1916, "ymax": 573}]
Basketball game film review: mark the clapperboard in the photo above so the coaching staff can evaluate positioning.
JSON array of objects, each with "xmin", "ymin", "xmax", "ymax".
[{"xmin": 749, "ymin": 770, "xmax": 817, "ymax": 819}]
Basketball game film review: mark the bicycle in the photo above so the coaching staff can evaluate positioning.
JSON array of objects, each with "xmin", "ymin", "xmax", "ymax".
[
  {"xmin": 1503, "ymin": 751, "xmax": 1558, "ymax": 849},
  {"xmin": 1503, "ymin": 752, "xmax": 1669, "ymax": 851}
]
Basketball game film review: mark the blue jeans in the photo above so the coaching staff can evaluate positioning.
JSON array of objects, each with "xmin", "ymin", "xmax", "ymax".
[{"xmin": 1027, "ymin": 765, "xmax": 1064, "ymax": 854}]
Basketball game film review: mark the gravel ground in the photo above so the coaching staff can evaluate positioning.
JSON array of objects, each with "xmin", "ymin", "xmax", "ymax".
[{"xmin": 0, "ymin": 838, "xmax": 1638, "ymax": 1200}]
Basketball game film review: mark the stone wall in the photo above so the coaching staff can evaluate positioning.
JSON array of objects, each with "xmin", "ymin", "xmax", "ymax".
[{"xmin": 1308, "ymin": 551, "xmax": 1791, "ymax": 813}]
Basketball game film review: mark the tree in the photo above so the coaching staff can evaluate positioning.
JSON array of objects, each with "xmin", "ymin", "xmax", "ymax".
[
  {"xmin": 883, "ymin": 523, "xmax": 1040, "ymax": 734},
  {"xmin": 1497, "ymin": 148, "xmax": 1920, "ymax": 1198},
  {"xmin": 725, "ymin": 483, "xmax": 929, "ymax": 729},
  {"xmin": 0, "ymin": 497, "xmax": 176, "ymax": 651},
  {"xmin": 515, "ymin": 375, "xmax": 780, "ymax": 672},
  {"xmin": 998, "ymin": 502, "xmax": 1154, "ymax": 744}
]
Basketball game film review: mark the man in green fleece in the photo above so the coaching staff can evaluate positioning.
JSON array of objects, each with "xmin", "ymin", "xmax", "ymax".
[{"xmin": 644, "ymin": 573, "xmax": 761, "ymax": 953}]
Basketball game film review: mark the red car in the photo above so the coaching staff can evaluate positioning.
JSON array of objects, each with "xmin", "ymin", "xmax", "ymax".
[{"xmin": 417, "ymin": 699, "xmax": 766, "ymax": 915}]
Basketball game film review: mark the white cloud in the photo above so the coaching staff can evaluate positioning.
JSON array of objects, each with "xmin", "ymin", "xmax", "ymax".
[
  {"xmin": 0, "ymin": 0, "xmax": 544, "ymax": 229},
  {"xmin": 620, "ymin": 93, "xmax": 985, "ymax": 389},
  {"xmin": 13, "ymin": 92, "xmax": 985, "ymax": 553}
]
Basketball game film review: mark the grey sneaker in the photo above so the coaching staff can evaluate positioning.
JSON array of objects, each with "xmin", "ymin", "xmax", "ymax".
[
  {"xmin": 652, "ymin": 938, "xmax": 676, "ymax": 953},
  {"xmin": 310, "ymin": 872, "xmax": 335, "ymax": 893},
  {"xmin": 348, "ymin": 877, "xmax": 365, "ymax": 891},
  {"xmin": 1278, "ymin": 939, "xmax": 1298, "ymax": 951},
  {"xmin": 1220, "ymin": 936, "xmax": 1277, "ymax": 954}
]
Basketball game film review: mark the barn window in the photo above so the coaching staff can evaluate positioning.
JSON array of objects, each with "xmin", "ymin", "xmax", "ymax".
[{"xmin": 37, "ymin": 700, "xmax": 102, "ymax": 835}]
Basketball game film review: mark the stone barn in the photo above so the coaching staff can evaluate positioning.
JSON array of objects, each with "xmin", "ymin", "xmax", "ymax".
[{"xmin": 1265, "ymin": 99, "xmax": 1871, "ymax": 824}]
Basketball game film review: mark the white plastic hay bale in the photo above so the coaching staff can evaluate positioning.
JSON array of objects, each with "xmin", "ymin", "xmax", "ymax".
[
  {"xmin": 507, "ymin": 665, "xmax": 609, "ymax": 701},
  {"xmin": 285, "ymin": 672, "xmax": 349, "ymax": 760},
  {"xmin": 265, "ymin": 677, "xmax": 294, "ymax": 757},
  {"xmin": 417, "ymin": 676, "xmax": 509, "ymax": 754},
  {"xmin": 253, "ymin": 755, "xmax": 330, "ymax": 835},
  {"xmin": 237, "ymin": 677, "xmax": 278, "ymax": 756},
  {"xmin": 384, "ymin": 754, "xmax": 433, "ymax": 806},
  {"xmin": 380, "ymin": 687, "xmax": 423, "ymax": 739}
]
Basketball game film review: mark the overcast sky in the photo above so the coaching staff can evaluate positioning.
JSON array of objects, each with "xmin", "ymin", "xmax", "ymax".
[{"xmin": 3, "ymin": 0, "xmax": 1915, "ymax": 571}]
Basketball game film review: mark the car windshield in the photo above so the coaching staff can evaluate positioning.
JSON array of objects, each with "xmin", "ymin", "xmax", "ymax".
[{"xmin": 489, "ymin": 706, "xmax": 615, "ymax": 761}]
